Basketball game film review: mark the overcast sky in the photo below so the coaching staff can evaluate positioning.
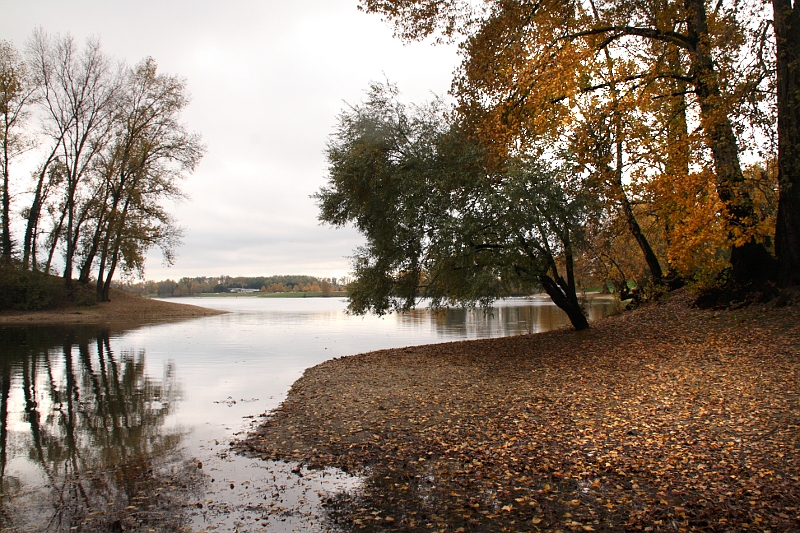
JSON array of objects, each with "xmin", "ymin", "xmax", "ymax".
[{"xmin": 0, "ymin": 0, "xmax": 459, "ymax": 281}]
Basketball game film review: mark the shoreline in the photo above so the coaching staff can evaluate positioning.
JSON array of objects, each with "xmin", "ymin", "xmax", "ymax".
[
  {"xmin": 240, "ymin": 290, "xmax": 800, "ymax": 531},
  {"xmin": 0, "ymin": 288, "xmax": 225, "ymax": 325}
]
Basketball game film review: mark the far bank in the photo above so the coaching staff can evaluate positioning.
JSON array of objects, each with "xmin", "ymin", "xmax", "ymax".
[{"xmin": 0, "ymin": 288, "xmax": 225, "ymax": 325}]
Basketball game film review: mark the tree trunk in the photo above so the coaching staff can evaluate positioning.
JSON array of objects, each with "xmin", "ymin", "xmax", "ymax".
[
  {"xmin": 773, "ymin": 0, "xmax": 800, "ymax": 287},
  {"xmin": 63, "ymin": 179, "xmax": 76, "ymax": 290},
  {"xmin": 599, "ymin": 29, "xmax": 664, "ymax": 285},
  {"xmin": 101, "ymin": 249, "xmax": 119, "ymax": 303},
  {"xmin": 22, "ymin": 151, "xmax": 59, "ymax": 270},
  {"xmin": 78, "ymin": 191, "xmax": 112, "ymax": 285},
  {"xmin": 99, "ymin": 194, "xmax": 133, "ymax": 302},
  {"xmin": 78, "ymin": 222, "xmax": 102, "ymax": 284},
  {"xmin": 44, "ymin": 207, "xmax": 67, "ymax": 275},
  {"xmin": 63, "ymin": 175, "xmax": 93, "ymax": 289},
  {"xmin": 1, "ymin": 139, "xmax": 11, "ymax": 261},
  {"xmin": 546, "ymin": 226, "xmax": 589, "ymax": 331},
  {"xmin": 684, "ymin": 0, "xmax": 775, "ymax": 283},
  {"xmin": 95, "ymin": 229, "xmax": 112, "ymax": 302},
  {"xmin": 539, "ymin": 273, "xmax": 589, "ymax": 331},
  {"xmin": 95, "ymin": 222, "xmax": 116, "ymax": 302},
  {"xmin": 614, "ymin": 138, "xmax": 663, "ymax": 282}
]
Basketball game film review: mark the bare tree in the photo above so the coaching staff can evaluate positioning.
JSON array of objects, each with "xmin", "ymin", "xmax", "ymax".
[
  {"xmin": 0, "ymin": 40, "xmax": 37, "ymax": 261},
  {"xmin": 26, "ymin": 30, "xmax": 121, "ymax": 288}
]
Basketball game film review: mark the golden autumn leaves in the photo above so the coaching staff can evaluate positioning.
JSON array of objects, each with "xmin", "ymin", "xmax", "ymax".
[{"xmin": 359, "ymin": 0, "xmax": 790, "ymax": 288}]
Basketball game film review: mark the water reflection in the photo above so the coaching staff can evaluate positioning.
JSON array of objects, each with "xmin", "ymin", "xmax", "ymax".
[
  {"xmin": 0, "ymin": 296, "xmax": 616, "ymax": 532},
  {"xmin": 398, "ymin": 297, "xmax": 612, "ymax": 336},
  {"xmin": 0, "ymin": 326, "xmax": 199, "ymax": 533}
]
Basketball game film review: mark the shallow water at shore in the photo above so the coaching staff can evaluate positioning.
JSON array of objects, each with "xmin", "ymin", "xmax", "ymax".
[{"xmin": 0, "ymin": 296, "xmax": 613, "ymax": 532}]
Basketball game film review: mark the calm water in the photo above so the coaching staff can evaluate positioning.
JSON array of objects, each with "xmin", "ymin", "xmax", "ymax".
[{"xmin": 0, "ymin": 296, "xmax": 613, "ymax": 532}]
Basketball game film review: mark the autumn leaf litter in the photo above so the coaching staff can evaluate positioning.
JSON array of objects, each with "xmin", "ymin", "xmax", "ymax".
[{"xmin": 237, "ymin": 290, "xmax": 800, "ymax": 532}]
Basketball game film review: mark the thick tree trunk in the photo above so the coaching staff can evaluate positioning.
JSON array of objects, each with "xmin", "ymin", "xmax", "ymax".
[
  {"xmin": 684, "ymin": 0, "xmax": 775, "ymax": 283},
  {"xmin": 63, "ymin": 176, "xmax": 92, "ymax": 289},
  {"xmin": 539, "ymin": 273, "xmax": 589, "ymax": 331},
  {"xmin": 78, "ymin": 194, "xmax": 112, "ymax": 284},
  {"xmin": 98, "ymin": 194, "xmax": 132, "ymax": 302},
  {"xmin": 773, "ymin": 0, "xmax": 800, "ymax": 287},
  {"xmin": 78, "ymin": 226, "xmax": 101, "ymax": 284}
]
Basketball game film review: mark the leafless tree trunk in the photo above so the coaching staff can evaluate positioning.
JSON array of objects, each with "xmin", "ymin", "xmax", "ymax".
[{"xmin": 27, "ymin": 30, "xmax": 119, "ymax": 289}]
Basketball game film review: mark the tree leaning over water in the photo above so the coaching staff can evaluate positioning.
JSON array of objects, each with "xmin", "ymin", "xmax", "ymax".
[{"xmin": 316, "ymin": 83, "xmax": 593, "ymax": 330}]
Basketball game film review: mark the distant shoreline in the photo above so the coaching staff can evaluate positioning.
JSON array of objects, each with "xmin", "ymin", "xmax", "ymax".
[
  {"xmin": 158, "ymin": 291, "xmax": 349, "ymax": 299},
  {"xmin": 0, "ymin": 288, "xmax": 225, "ymax": 326},
  {"xmin": 158, "ymin": 291, "xmax": 615, "ymax": 300}
]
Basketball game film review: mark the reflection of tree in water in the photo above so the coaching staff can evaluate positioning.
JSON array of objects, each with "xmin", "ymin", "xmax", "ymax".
[
  {"xmin": 0, "ymin": 326, "xmax": 203, "ymax": 532},
  {"xmin": 398, "ymin": 301, "xmax": 612, "ymax": 337}
]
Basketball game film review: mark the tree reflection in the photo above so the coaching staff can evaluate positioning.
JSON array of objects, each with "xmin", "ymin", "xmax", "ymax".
[
  {"xmin": 397, "ymin": 298, "xmax": 613, "ymax": 337},
  {"xmin": 0, "ymin": 326, "xmax": 201, "ymax": 532}
]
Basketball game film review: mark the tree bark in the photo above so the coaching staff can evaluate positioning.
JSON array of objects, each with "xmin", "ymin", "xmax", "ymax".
[
  {"xmin": 773, "ymin": 0, "xmax": 800, "ymax": 287},
  {"xmin": 1, "ymin": 137, "xmax": 11, "ymax": 261},
  {"xmin": 614, "ymin": 138, "xmax": 663, "ymax": 282},
  {"xmin": 98, "ymin": 193, "xmax": 133, "ymax": 302},
  {"xmin": 684, "ymin": 0, "xmax": 775, "ymax": 282},
  {"xmin": 22, "ymin": 150, "xmax": 59, "ymax": 270},
  {"xmin": 539, "ymin": 273, "xmax": 589, "ymax": 331},
  {"xmin": 78, "ymin": 185, "xmax": 113, "ymax": 285}
]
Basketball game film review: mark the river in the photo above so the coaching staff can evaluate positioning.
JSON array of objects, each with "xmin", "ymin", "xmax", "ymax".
[{"xmin": 0, "ymin": 295, "xmax": 613, "ymax": 532}]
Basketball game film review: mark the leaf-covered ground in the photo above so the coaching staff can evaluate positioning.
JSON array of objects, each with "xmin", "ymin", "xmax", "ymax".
[{"xmin": 239, "ymin": 291, "xmax": 800, "ymax": 532}]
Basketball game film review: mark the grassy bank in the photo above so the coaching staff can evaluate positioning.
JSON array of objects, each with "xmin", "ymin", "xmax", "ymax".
[
  {"xmin": 240, "ymin": 290, "xmax": 800, "ymax": 531},
  {"xmin": 0, "ymin": 287, "xmax": 225, "ymax": 325}
]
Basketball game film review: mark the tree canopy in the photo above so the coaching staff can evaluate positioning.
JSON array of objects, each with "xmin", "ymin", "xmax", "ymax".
[
  {"xmin": 0, "ymin": 31, "xmax": 203, "ymax": 303},
  {"xmin": 359, "ymin": 0, "xmax": 798, "ymax": 289},
  {"xmin": 320, "ymin": 0, "xmax": 797, "ymax": 329},
  {"xmin": 317, "ymin": 83, "xmax": 595, "ymax": 330}
]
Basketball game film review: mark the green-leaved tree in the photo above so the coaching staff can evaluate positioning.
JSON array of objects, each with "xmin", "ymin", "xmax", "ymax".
[{"xmin": 316, "ymin": 83, "xmax": 594, "ymax": 330}]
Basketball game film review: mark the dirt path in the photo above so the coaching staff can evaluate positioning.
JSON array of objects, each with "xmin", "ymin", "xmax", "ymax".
[
  {"xmin": 0, "ymin": 288, "xmax": 224, "ymax": 325},
  {"xmin": 240, "ymin": 290, "xmax": 800, "ymax": 531}
]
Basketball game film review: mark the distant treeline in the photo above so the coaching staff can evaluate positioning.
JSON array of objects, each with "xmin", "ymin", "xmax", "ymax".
[{"xmin": 116, "ymin": 275, "xmax": 349, "ymax": 297}]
